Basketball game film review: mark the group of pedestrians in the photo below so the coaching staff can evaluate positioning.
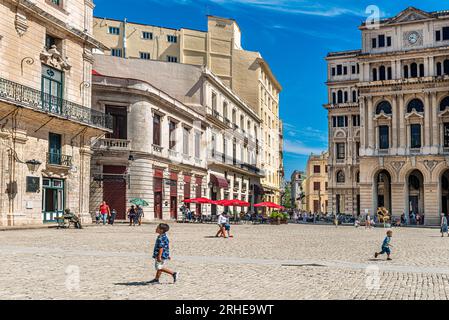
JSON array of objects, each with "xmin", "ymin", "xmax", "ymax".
[
  {"xmin": 96, "ymin": 201, "xmax": 117, "ymax": 225},
  {"xmin": 127, "ymin": 205, "xmax": 144, "ymax": 226}
]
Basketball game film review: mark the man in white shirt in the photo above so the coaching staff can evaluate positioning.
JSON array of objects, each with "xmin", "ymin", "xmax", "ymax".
[{"xmin": 215, "ymin": 213, "xmax": 228, "ymax": 238}]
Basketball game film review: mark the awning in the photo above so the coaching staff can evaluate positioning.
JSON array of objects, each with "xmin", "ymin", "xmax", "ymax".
[{"xmin": 210, "ymin": 174, "xmax": 229, "ymax": 189}]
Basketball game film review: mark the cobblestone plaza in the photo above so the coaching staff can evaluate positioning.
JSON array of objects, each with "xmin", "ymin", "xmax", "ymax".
[{"xmin": 1, "ymin": 223, "xmax": 449, "ymax": 300}]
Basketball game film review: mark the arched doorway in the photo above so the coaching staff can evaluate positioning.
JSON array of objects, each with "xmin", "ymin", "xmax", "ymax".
[
  {"xmin": 374, "ymin": 170, "xmax": 392, "ymax": 214},
  {"xmin": 408, "ymin": 170, "xmax": 424, "ymax": 224},
  {"xmin": 441, "ymin": 170, "xmax": 449, "ymax": 216}
]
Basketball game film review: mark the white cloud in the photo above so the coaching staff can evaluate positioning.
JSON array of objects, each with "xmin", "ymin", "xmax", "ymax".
[
  {"xmin": 284, "ymin": 139, "xmax": 327, "ymax": 156},
  {"xmin": 207, "ymin": 0, "xmax": 365, "ymax": 17}
]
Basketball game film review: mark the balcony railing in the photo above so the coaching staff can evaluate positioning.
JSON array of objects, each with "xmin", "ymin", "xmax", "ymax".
[
  {"xmin": 210, "ymin": 151, "xmax": 264, "ymax": 176},
  {"xmin": 94, "ymin": 138, "xmax": 131, "ymax": 151},
  {"xmin": 47, "ymin": 152, "xmax": 73, "ymax": 167},
  {"xmin": 0, "ymin": 77, "xmax": 112, "ymax": 130}
]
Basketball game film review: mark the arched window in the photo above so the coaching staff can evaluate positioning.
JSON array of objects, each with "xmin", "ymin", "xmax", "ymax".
[
  {"xmin": 444, "ymin": 59, "xmax": 449, "ymax": 75},
  {"xmin": 379, "ymin": 66, "xmax": 386, "ymax": 80},
  {"xmin": 337, "ymin": 90, "xmax": 343, "ymax": 104},
  {"xmin": 332, "ymin": 92, "xmax": 336, "ymax": 104},
  {"xmin": 411, "ymin": 63, "xmax": 418, "ymax": 78},
  {"xmin": 419, "ymin": 64, "xmax": 424, "ymax": 77},
  {"xmin": 352, "ymin": 90, "xmax": 357, "ymax": 103},
  {"xmin": 373, "ymin": 68, "xmax": 378, "ymax": 81},
  {"xmin": 387, "ymin": 67, "xmax": 392, "ymax": 80},
  {"xmin": 440, "ymin": 96, "xmax": 449, "ymax": 112},
  {"xmin": 404, "ymin": 65, "xmax": 409, "ymax": 78},
  {"xmin": 437, "ymin": 62, "xmax": 442, "ymax": 76},
  {"xmin": 336, "ymin": 171, "xmax": 345, "ymax": 184},
  {"xmin": 376, "ymin": 101, "xmax": 392, "ymax": 114},
  {"xmin": 344, "ymin": 91, "xmax": 348, "ymax": 103},
  {"xmin": 407, "ymin": 98, "xmax": 424, "ymax": 113}
]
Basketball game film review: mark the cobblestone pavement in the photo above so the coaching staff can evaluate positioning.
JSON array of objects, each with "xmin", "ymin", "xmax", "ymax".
[{"xmin": 1, "ymin": 223, "xmax": 449, "ymax": 300}]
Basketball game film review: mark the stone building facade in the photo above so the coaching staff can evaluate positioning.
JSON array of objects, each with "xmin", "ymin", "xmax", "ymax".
[
  {"xmin": 303, "ymin": 152, "xmax": 329, "ymax": 213},
  {"xmin": 325, "ymin": 7, "xmax": 449, "ymax": 225},
  {"xmin": 92, "ymin": 15, "xmax": 284, "ymax": 205},
  {"xmin": 91, "ymin": 55, "xmax": 264, "ymax": 220},
  {"xmin": 290, "ymin": 170, "xmax": 306, "ymax": 210},
  {"xmin": 0, "ymin": 0, "xmax": 110, "ymax": 226}
]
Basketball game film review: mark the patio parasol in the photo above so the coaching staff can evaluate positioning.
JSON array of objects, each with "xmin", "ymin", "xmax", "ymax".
[
  {"xmin": 129, "ymin": 198, "xmax": 149, "ymax": 207},
  {"xmin": 183, "ymin": 197, "xmax": 214, "ymax": 204},
  {"xmin": 254, "ymin": 202, "xmax": 285, "ymax": 210}
]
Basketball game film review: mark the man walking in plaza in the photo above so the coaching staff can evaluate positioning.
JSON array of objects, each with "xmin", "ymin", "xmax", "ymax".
[{"xmin": 99, "ymin": 201, "xmax": 111, "ymax": 226}]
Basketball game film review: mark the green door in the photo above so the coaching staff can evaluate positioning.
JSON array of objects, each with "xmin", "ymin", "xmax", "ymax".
[{"xmin": 42, "ymin": 178, "xmax": 64, "ymax": 223}]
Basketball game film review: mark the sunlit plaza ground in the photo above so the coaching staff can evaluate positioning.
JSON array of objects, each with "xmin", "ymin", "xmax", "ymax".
[{"xmin": 1, "ymin": 223, "xmax": 449, "ymax": 300}]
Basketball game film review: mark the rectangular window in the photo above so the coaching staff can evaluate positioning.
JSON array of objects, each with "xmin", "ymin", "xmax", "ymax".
[
  {"xmin": 332, "ymin": 116, "xmax": 337, "ymax": 128},
  {"xmin": 153, "ymin": 114, "xmax": 161, "ymax": 146},
  {"xmin": 443, "ymin": 27, "xmax": 449, "ymax": 41},
  {"xmin": 343, "ymin": 66, "xmax": 348, "ymax": 75},
  {"xmin": 142, "ymin": 31, "xmax": 153, "ymax": 40},
  {"xmin": 336, "ymin": 143, "xmax": 345, "ymax": 159},
  {"xmin": 169, "ymin": 121, "xmax": 176, "ymax": 150},
  {"xmin": 195, "ymin": 132, "xmax": 201, "ymax": 158},
  {"xmin": 379, "ymin": 125, "xmax": 389, "ymax": 150},
  {"xmin": 167, "ymin": 35, "xmax": 178, "ymax": 43},
  {"xmin": 352, "ymin": 115, "xmax": 360, "ymax": 127},
  {"xmin": 337, "ymin": 116, "xmax": 347, "ymax": 128},
  {"xmin": 139, "ymin": 52, "xmax": 150, "ymax": 60},
  {"xmin": 337, "ymin": 65, "xmax": 342, "ymax": 75},
  {"xmin": 314, "ymin": 182, "xmax": 321, "ymax": 191},
  {"xmin": 372, "ymin": 38, "xmax": 377, "ymax": 48},
  {"xmin": 387, "ymin": 36, "xmax": 392, "ymax": 47},
  {"xmin": 331, "ymin": 68, "xmax": 336, "ymax": 76},
  {"xmin": 436, "ymin": 30, "xmax": 442, "ymax": 42},
  {"xmin": 167, "ymin": 56, "xmax": 178, "ymax": 63},
  {"xmin": 183, "ymin": 127, "xmax": 190, "ymax": 155},
  {"xmin": 444, "ymin": 123, "xmax": 449, "ymax": 148},
  {"xmin": 351, "ymin": 65, "xmax": 356, "ymax": 74},
  {"xmin": 108, "ymin": 27, "xmax": 120, "ymax": 35},
  {"xmin": 378, "ymin": 35, "xmax": 385, "ymax": 47},
  {"xmin": 356, "ymin": 142, "xmax": 360, "ymax": 157},
  {"xmin": 410, "ymin": 124, "xmax": 422, "ymax": 149},
  {"xmin": 111, "ymin": 48, "xmax": 122, "ymax": 57},
  {"xmin": 314, "ymin": 165, "xmax": 321, "ymax": 174}
]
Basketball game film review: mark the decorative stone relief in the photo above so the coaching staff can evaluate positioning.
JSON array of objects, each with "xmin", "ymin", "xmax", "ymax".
[
  {"xmin": 40, "ymin": 45, "xmax": 72, "ymax": 71},
  {"xmin": 424, "ymin": 160, "xmax": 439, "ymax": 173},
  {"xmin": 391, "ymin": 161, "xmax": 405, "ymax": 174},
  {"xmin": 15, "ymin": 12, "xmax": 28, "ymax": 36},
  {"xmin": 83, "ymin": 48, "xmax": 94, "ymax": 64}
]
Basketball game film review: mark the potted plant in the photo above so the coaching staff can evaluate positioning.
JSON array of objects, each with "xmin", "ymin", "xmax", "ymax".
[
  {"xmin": 281, "ymin": 212, "xmax": 290, "ymax": 224},
  {"xmin": 270, "ymin": 211, "xmax": 281, "ymax": 225}
]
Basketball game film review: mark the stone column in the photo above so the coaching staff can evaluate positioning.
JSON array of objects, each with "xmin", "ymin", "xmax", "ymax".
[
  {"xmin": 360, "ymin": 97, "xmax": 366, "ymax": 151},
  {"xmin": 428, "ymin": 56, "xmax": 435, "ymax": 77},
  {"xmin": 391, "ymin": 95, "xmax": 398, "ymax": 152},
  {"xmin": 431, "ymin": 92, "xmax": 439, "ymax": 153},
  {"xmin": 367, "ymin": 97, "xmax": 374, "ymax": 154},
  {"xmin": 424, "ymin": 182, "xmax": 439, "ymax": 226},
  {"xmin": 424, "ymin": 92, "xmax": 431, "ymax": 153},
  {"xmin": 398, "ymin": 94, "xmax": 406, "ymax": 155},
  {"xmin": 391, "ymin": 182, "xmax": 406, "ymax": 220}
]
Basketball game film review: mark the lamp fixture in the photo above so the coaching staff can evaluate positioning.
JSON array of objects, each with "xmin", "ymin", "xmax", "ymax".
[{"xmin": 25, "ymin": 159, "xmax": 42, "ymax": 173}]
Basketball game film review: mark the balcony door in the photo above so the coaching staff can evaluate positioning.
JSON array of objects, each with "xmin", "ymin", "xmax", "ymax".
[
  {"xmin": 42, "ymin": 65, "xmax": 63, "ymax": 113},
  {"xmin": 48, "ymin": 133, "xmax": 62, "ymax": 165},
  {"xmin": 105, "ymin": 106, "xmax": 127, "ymax": 139},
  {"xmin": 42, "ymin": 178, "xmax": 64, "ymax": 223}
]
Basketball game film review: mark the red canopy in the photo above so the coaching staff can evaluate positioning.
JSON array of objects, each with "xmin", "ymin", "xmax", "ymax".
[
  {"xmin": 254, "ymin": 202, "xmax": 285, "ymax": 210},
  {"xmin": 183, "ymin": 198, "xmax": 213, "ymax": 204}
]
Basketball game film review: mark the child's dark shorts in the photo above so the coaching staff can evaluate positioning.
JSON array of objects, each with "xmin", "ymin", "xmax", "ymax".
[{"xmin": 380, "ymin": 247, "xmax": 391, "ymax": 255}]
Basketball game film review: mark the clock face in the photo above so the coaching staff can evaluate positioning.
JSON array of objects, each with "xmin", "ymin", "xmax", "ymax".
[{"xmin": 408, "ymin": 32, "xmax": 419, "ymax": 44}]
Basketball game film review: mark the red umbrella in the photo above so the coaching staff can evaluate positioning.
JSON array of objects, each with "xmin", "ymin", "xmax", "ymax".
[
  {"xmin": 183, "ymin": 198, "xmax": 213, "ymax": 204},
  {"xmin": 254, "ymin": 202, "xmax": 285, "ymax": 210},
  {"xmin": 215, "ymin": 199, "xmax": 250, "ymax": 207}
]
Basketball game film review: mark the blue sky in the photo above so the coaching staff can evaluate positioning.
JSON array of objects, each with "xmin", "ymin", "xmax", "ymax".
[{"xmin": 94, "ymin": 0, "xmax": 447, "ymax": 180}]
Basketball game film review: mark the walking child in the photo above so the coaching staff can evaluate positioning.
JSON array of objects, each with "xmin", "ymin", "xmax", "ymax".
[
  {"xmin": 148, "ymin": 223, "xmax": 179, "ymax": 285},
  {"xmin": 374, "ymin": 230, "xmax": 393, "ymax": 261}
]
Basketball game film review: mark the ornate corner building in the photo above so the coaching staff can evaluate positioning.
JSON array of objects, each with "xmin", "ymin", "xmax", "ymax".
[
  {"xmin": 325, "ymin": 7, "xmax": 449, "ymax": 225},
  {"xmin": 0, "ymin": 0, "xmax": 110, "ymax": 226}
]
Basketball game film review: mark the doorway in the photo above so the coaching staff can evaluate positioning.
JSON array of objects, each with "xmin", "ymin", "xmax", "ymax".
[{"xmin": 42, "ymin": 178, "xmax": 64, "ymax": 223}]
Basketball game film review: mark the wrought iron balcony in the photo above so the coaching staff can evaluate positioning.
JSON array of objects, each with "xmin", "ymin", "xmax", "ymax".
[
  {"xmin": 94, "ymin": 138, "xmax": 131, "ymax": 151},
  {"xmin": 210, "ymin": 151, "xmax": 264, "ymax": 176},
  {"xmin": 0, "ymin": 77, "xmax": 112, "ymax": 130},
  {"xmin": 47, "ymin": 152, "xmax": 73, "ymax": 167}
]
